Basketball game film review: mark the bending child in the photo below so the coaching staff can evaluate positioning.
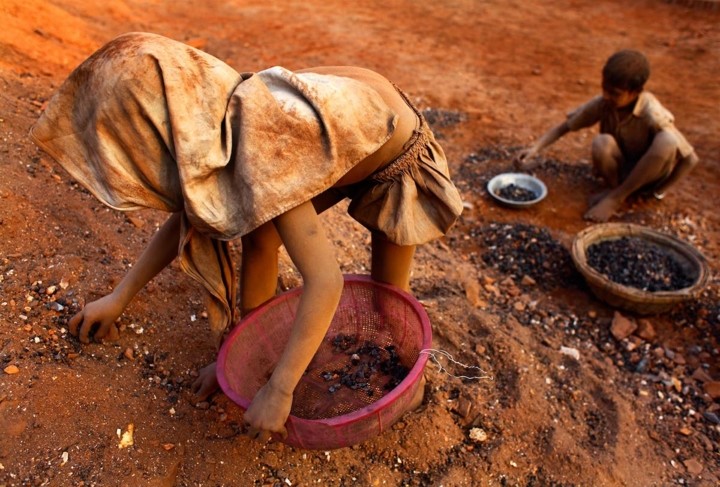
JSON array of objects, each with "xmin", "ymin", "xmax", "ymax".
[
  {"xmin": 516, "ymin": 49, "xmax": 699, "ymax": 221},
  {"xmin": 30, "ymin": 32, "xmax": 463, "ymax": 443}
]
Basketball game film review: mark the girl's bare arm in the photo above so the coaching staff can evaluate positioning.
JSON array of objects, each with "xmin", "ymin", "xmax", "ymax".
[
  {"xmin": 242, "ymin": 201, "xmax": 344, "ymax": 440},
  {"xmin": 69, "ymin": 212, "xmax": 182, "ymax": 343}
]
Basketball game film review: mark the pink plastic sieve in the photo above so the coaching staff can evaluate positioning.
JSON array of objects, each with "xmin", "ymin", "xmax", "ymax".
[{"xmin": 216, "ymin": 274, "xmax": 432, "ymax": 450}]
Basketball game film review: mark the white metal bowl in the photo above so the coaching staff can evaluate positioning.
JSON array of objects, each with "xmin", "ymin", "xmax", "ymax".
[{"xmin": 486, "ymin": 172, "xmax": 548, "ymax": 208}]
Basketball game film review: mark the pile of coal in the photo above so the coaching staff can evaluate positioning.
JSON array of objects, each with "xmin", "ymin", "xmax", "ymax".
[
  {"xmin": 587, "ymin": 237, "xmax": 695, "ymax": 292},
  {"xmin": 495, "ymin": 183, "xmax": 537, "ymax": 202},
  {"xmin": 323, "ymin": 334, "xmax": 409, "ymax": 396},
  {"xmin": 473, "ymin": 222, "xmax": 579, "ymax": 288}
]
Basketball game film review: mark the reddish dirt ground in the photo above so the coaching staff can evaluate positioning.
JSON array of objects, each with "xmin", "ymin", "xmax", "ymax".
[{"xmin": 1, "ymin": 1, "xmax": 719, "ymax": 486}]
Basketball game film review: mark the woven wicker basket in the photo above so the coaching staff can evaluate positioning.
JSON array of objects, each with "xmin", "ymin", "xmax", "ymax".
[{"xmin": 572, "ymin": 223, "xmax": 709, "ymax": 315}]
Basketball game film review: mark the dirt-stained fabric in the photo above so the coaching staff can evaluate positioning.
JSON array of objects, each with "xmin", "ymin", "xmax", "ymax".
[
  {"xmin": 336, "ymin": 102, "xmax": 464, "ymax": 245},
  {"xmin": 29, "ymin": 32, "xmax": 397, "ymax": 343}
]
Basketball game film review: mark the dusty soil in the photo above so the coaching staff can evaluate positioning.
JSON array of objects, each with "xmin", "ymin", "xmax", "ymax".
[{"xmin": 1, "ymin": 0, "xmax": 719, "ymax": 486}]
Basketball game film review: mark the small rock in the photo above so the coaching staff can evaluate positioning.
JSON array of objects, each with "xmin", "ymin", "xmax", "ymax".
[
  {"xmin": 520, "ymin": 275, "xmax": 536, "ymax": 286},
  {"xmin": 610, "ymin": 311, "xmax": 637, "ymax": 341},
  {"xmin": 691, "ymin": 367, "xmax": 713, "ymax": 383},
  {"xmin": 126, "ymin": 215, "xmax": 145, "ymax": 228},
  {"xmin": 672, "ymin": 354, "xmax": 686, "ymax": 365},
  {"xmin": 3, "ymin": 365, "xmax": 20, "ymax": 375},
  {"xmin": 123, "ymin": 348, "xmax": 135, "ymax": 361},
  {"xmin": 469, "ymin": 427, "xmax": 488, "ymax": 443},
  {"xmin": 678, "ymin": 427, "xmax": 693, "ymax": 436},
  {"xmin": 506, "ymin": 285, "xmax": 521, "ymax": 297},
  {"xmin": 453, "ymin": 396, "xmax": 473, "ymax": 419},
  {"xmin": 118, "ymin": 424, "xmax": 135, "ymax": 449},
  {"xmin": 463, "ymin": 278, "xmax": 483, "ymax": 308},
  {"xmin": 683, "ymin": 458, "xmax": 703, "ymax": 475},
  {"xmin": 560, "ymin": 346, "xmax": 580, "ymax": 361},
  {"xmin": 635, "ymin": 319, "xmax": 656, "ymax": 340},
  {"xmin": 702, "ymin": 411, "xmax": 720, "ymax": 424},
  {"xmin": 635, "ymin": 357, "xmax": 649, "ymax": 373},
  {"xmin": 483, "ymin": 284, "xmax": 500, "ymax": 297},
  {"xmin": 45, "ymin": 285, "xmax": 57, "ymax": 295},
  {"xmin": 500, "ymin": 277, "xmax": 516, "ymax": 288},
  {"xmin": 703, "ymin": 381, "xmax": 720, "ymax": 400},
  {"xmin": 587, "ymin": 310, "xmax": 598, "ymax": 319},
  {"xmin": 195, "ymin": 401, "xmax": 210, "ymax": 410}
]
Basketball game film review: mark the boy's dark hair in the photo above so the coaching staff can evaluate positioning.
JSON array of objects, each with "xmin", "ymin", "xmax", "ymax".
[{"xmin": 602, "ymin": 50, "xmax": 650, "ymax": 92}]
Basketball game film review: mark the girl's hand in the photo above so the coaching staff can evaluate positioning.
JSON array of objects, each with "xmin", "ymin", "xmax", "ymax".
[
  {"xmin": 243, "ymin": 381, "xmax": 292, "ymax": 443},
  {"xmin": 68, "ymin": 293, "xmax": 125, "ymax": 343}
]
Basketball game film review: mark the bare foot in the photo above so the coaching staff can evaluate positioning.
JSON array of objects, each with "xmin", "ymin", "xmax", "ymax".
[
  {"xmin": 587, "ymin": 189, "xmax": 610, "ymax": 207},
  {"xmin": 191, "ymin": 361, "xmax": 220, "ymax": 402},
  {"xmin": 584, "ymin": 196, "xmax": 621, "ymax": 222}
]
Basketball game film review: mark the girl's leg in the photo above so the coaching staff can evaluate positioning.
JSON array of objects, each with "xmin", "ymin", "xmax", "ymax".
[
  {"xmin": 240, "ymin": 221, "xmax": 283, "ymax": 315},
  {"xmin": 370, "ymin": 233, "xmax": 425, "ymax": 410},
  {"xmin": 370, "ymin": 232, "xmax": 416, "ymax": 291}
]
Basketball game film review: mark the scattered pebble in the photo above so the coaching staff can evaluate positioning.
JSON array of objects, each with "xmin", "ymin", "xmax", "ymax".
[
  {"xmin": 610, "ymin": 311, "xmax": 637, "ymax": 341},
  {"xmin": 118, "ymin": 424, "xmax": 135, "ymax": 449},
  {"xmin": 560, "ymin": 346, "xmax": 580, "ymax": 361},
  {"xmin": 469, "ymin": 427, "xmax": 488, "ymax": 443},
  {"xmin": 3, "ymin": 365, "xmax": 20, "ymax": 375},
  {"xmin": 683, "ymin": 458, "xmax": 703, "ymax": 475},
  {"xmin": 123, "ymin": 348, "xmax": 135, "ymax": 361}
]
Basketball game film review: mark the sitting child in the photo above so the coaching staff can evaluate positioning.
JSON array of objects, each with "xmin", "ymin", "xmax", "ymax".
[
  {"xmin": 30, "ymin": 32, "xmax": 463, "ymax": 443},
  {"xmin": 516, "ymin": 49, "xmax": 699, "ymax": 221}
]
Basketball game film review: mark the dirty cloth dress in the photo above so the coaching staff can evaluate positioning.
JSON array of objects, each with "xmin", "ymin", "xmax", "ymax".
[{"xmin": 30, "ymin": 32, "xmax": 406, "ymax": 343}]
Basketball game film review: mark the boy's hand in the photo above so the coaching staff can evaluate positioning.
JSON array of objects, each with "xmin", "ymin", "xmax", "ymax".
[
  {"xmin": 243, "ymin": 381, "xmax": 291, "ymax": 443},
  {"xmin": 514, "ymin": 147, "xmax": 539, "ymax": 171},
  {"xmin": 68, "ymin": 293, "xmax": 124, "ymax": 343}
]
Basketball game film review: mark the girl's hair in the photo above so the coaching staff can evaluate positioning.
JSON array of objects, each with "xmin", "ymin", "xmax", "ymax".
[{"xmin": 602, "ymin": 50, "xmax": 650, "ymax": 92}]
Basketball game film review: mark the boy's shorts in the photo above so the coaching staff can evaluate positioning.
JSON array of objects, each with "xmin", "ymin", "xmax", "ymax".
[{"xmin": 330, "ymin": 115, "xmax": 464, "ymax": 246}]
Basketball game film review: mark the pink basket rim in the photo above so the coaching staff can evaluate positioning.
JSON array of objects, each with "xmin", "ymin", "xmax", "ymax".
[{"xmin": 216, "ymin": 274, "xmax": 432, "ymax": 428}]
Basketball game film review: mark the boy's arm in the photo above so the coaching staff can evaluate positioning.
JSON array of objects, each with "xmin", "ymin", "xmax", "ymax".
[
  {"xmin": 516, "ymin": 96, "xmax": 603, "ymax": 170},
  {"xmin": 515, "ymin": 121, "xmax": 570, "ymax": 170},
  {"xmin": 243, "ymin": 200, "xmax": 344, "ymax": 441},
  {"xmin": 69, "ymin": 212, "xmax": 182, "ymax": 343}
]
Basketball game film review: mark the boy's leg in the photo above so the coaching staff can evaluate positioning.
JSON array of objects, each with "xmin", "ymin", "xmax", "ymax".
[
  {"xmin": 585, "ymin": 130, "xmax": 678, "ymax": 221},
  {"xmin": 591, "ymin": 133, "xmax": 623, "ymax": 186}
]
